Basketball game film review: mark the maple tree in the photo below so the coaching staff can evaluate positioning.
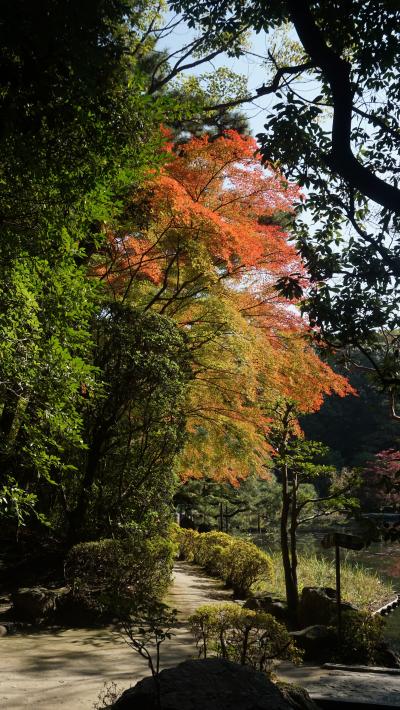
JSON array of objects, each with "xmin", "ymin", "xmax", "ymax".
[
  {"xmin": 92, "ymin": 130, "xmax": 352, "ymax": 483},
  {"xmin": 359, "ymin": 449, "xmax": 400, "ymax": 513}
]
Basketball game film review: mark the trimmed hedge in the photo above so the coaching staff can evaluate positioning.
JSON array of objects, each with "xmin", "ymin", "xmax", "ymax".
[
  {"xmin": 65, "ymin": 535, "xmax": 175, "ymax": 617},
  {"xmin": 174, "ymin": 526, "xmax": 273, "ymax": 598},
  {"xmin": 189, "ymin": 603, "xmax": 301, "ymax": 674}
]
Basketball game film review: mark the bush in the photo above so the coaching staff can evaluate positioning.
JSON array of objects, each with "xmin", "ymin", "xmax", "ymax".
[
  {"xmin": 174, "ymin": 527, "xmax": 273, "ymax": 598},
  {"xmin": 173, "ymin": 524, "xmax": 199, "ymax": 562},
  {"xmin": 335, "ymin": 610, "xmax": 385, "ymax": 665},
  {"xmin": 193, "ymin": 532, "xmax": 232, "ymax": 570},
  {"xmin": 189, "ymin": 603, "xmax": 302, "ymax": 675},
  {"xmin": 64, "ymin": 534, "xmax": 175, "ymax": 617},
  {"xmin": 223, "ymin": 540, "xmax": 273, "ymax": 598}
]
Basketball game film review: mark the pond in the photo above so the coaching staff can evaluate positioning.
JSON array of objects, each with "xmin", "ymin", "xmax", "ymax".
[{"xmin": 252, "ymin": 530, "xmax": 400, "ymax": 651}]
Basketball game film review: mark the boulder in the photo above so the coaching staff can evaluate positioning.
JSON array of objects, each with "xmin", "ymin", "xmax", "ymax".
[
  {"xmin": 244, "ymin": 595, "xmax": 289, "ymax": 623},
  {"xmin": 112, "ymin": 658, "xmax": 319, "ymax": 710},
  {"xmin": 298, "ymin": 587, "xmax": 357, "ymax": 627},
  {"xmin": 11, "ymin": 586, "xmax": 69, "ymax": 622},
  {"xmin": 277, "ymin": 682, "xmax": 320, "ymax": 710},
  {"xmin": 375, "ymin": 642, "xmax": 400, "ymax": 669},
  {"xmin": 52, "ymin": 591, "xmax": 100, "ymax": 626},
  {"xmin": 0, "ymin": 621, "xmax": 18, "ymax": 635},
  {"xmin": 290, "ymin": 625, "xmax": 337, "ymax": 662}
]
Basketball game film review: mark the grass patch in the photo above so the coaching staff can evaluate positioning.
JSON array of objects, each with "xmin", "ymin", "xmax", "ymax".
[{"xmin": 257, "ymin": 552, "xmax": 394, "ymax": 612}]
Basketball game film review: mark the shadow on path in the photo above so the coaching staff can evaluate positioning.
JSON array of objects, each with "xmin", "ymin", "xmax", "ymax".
[{"xmin": 0, "ymin": 561, "xmax": 233, "ymax": 709}]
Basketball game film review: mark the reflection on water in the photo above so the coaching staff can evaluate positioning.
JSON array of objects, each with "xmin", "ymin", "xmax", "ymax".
[{"xmin": 253, "ymin": 531, "xmax": 400, "ymax": 650}]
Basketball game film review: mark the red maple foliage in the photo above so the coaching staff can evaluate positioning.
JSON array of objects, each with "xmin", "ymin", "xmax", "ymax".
[
  {"xmin": 360, "ymin": 449, "xmax": 400, "ymax": 511},
  {"xmin": 91, "ymin": 130, "xmax": 353, "ymax": 481}
]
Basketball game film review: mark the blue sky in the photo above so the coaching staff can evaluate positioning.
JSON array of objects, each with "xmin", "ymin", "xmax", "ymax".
[{"xmin": 158, "ymin": 22, "xmax": 278, "ymax": 137}]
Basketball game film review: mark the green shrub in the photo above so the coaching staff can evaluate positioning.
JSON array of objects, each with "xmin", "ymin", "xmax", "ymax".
[
  {"xmin": 175, "ymin": 527, "xmax": 273, "ymax": 597},
  {"xmin": 189, "ymin": 603, "xmax": 302, "ymax": 675},
  {"xmin": 65, "ymin": 535, "xmax": 175, "ymax": 617},
  {"xmin": 223, "ymin": 540, "xmax": 273, "ymax": 597},
  {"xmin": 193, "ymin": 531, "xmax": 232, "ymax": 570},
  {"xmin": 335, "ymin": 610, "xmax": 385, "ymax": 665},
  {"xmin": 172, "ymin": 524, "xmax": 199, "ymax": 562}
]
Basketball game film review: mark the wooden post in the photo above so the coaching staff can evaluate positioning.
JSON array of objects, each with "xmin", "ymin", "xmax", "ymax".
[
  {"xmin": 321, "ymin": 532, "xmax": 364, "ymax": 647},
  {"xmin": 335, "ymin": 542, "xmax": 342, "ymax": 644}
]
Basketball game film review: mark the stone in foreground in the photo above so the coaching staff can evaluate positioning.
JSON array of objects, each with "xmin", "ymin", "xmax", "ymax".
[{"xmin": 112, "ymin": 658, "xmax": 318, "ymax": 710}]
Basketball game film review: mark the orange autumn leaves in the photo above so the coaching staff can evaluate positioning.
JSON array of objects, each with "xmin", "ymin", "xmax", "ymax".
[
  {"xmin": 95, "ymin": 131, "xmax": 302, "ymax": 297},
  {"xmin": 92, "ymin": 130, "xmax": 353, "ymax": 482}
]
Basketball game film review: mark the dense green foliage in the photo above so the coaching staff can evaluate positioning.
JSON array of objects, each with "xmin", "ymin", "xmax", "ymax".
[
  {"xmin": 63, "ymin": 308, "xmax": 191, "ymax": 542},
  {"xmin": 0, "ymin": 0, "xmax": 237, "ymax": 547},
  {"xmin": 65, "ymin": 534, "xmax": 175, "ymax": 617},
  {"xmin": 303, "ymin": 361, "xmax": 400, "ymax": 469},
  {"xmin": 189, "ymin": 603, "xmax": 301, "ymax": 672}
]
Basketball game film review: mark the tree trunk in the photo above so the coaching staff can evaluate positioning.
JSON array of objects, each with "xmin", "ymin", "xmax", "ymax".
[
  {"xmin": 0, "ymin": 395, "xmax": 28, "ymax": 456},
  {"xmin": 289, "ymin": 471, "xmax": 299, "ymax": 617},
  {"xmin": 66, "ymin": 426, "xmax": 107, "ymax": 544},
  {"xmin": 280, "ymin": 463, "xmax": 298, "ymax": 624}
]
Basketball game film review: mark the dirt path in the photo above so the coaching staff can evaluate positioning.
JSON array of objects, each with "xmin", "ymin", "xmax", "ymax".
[{"xmin": 0, "ymin": 561, "xmax": 233, "ymax": 709}]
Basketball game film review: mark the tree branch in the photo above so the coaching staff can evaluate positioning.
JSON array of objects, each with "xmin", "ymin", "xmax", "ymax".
[
  {"xmin": 287, "ymin": 0, "xmax": 400, "ymax": 214},
  {"xmin": 202, "ymin": 62, "xmax": 314, "ymax": 113}
]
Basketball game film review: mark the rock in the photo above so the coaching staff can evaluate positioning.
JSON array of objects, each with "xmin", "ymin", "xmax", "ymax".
[
  {"xmin": 299, "ymin": 587, "xmax": 357, "ymax": 627},
  {"xmin": 244, "ymin": 595, "xmax": 288, "ymax": 623},
  {"xmin": 112, "ymin": 658, "xmax": 319, "ymax": 710},
  {"xmin": 11, "ymin": 586, "xmax": 69, "ymax": 622},
  {"xmin": 375, "ymin": 642, "xmax": 400, "ymax": 669},
  {"xmin": 290, "ymin": 625, "xmax": 337, "ymax": 662},
  {"xmin": 12, "ymin": 587, "xmax": 55, "ymax": 621},
  {"xmin": 277, "ymin": 682, "xmax": 319, "ymax": 710},
  {"xmin": 52, "ymin": 591, "xmax": 99, "ymax": 626},
  {"xmin": 0, "ymin": 625, "xmax": 7, "ymax": 637},
  {"xmin": 1, "ymin": 621, "xmax": 18, "ymax": 635}
]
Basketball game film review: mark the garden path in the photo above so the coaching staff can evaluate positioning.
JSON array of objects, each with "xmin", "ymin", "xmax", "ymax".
[
  {"xmin": 0, "ymin": 561, "xmax": 231, "ymax": 709},
  {"xmin": 1, "ymin": 561, "xmax": 399, "ymax": 709}
]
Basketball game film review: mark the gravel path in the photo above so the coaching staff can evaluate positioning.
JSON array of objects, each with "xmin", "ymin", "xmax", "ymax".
[
  {"xmin": 1, "ymin": 561, "xmax": 399, "ymax": 708},
  {"xmin": 0, "ymin": 561, "xmax": 232, "ymax": 709}
]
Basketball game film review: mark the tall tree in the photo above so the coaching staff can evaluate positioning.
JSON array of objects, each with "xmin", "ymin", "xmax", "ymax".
[
  {"xmin": 0, "ymin": 1, "xmax": 181, "ymax": 528},
  {"xmin": 63, "ymin": 307, "xmax": 191, "ymax": 542},
  {"xmin": 170, "ymin": 0, "xmax": 400, "ymax": 411},
  {"xmin": 93, "ymin": 129, "xmax": 352, "ymax": 482}
]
